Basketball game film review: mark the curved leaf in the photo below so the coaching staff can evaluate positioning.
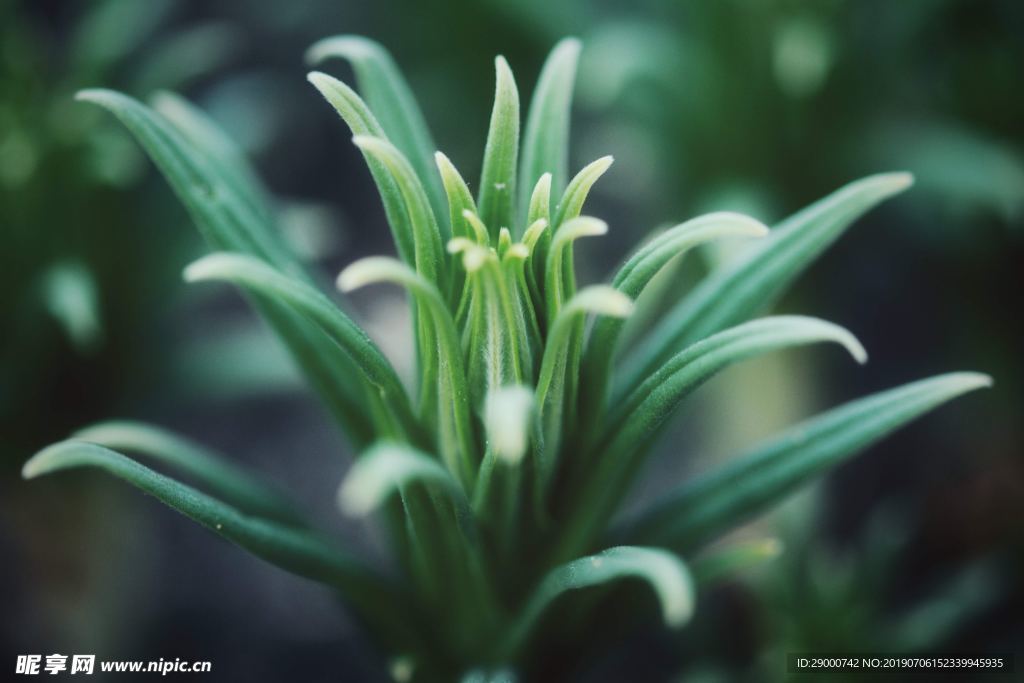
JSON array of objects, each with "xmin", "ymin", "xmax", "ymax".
[
  {"xmin": 307, "ymin": 71, "xmax": 415, "ymax": 266},
  {"xmin": 23, "ymin": 441, "xmax": 386, "ymax": 595},
  {"xmin": 622, "ymin": 172, "xmax": 913, "ymax": 394},
  {"xmin": 77, "ymin": 88, "xmax": 373, "ymax": 444},
  {"xmin": 74, "ymin": 420, "xmax": 303, "ymax": 525},
  {"xmin": 185, "ymin": 253, "xmax": 418, "ymax": 440},
  {"xmin": 352, "ymin": 135, "xmax": 445, "ymax": 286},
  {"xmin": 558, "ymin": 316, "xmax": 866, "ymax": 562},
  {"xmin": 544, "ymin": 217, "xmax": 607, "ymax": 322},
  {"xmin": 503, "ymin": 546, "xmax": 694, "ymax": 658},
  {"xmin": 583, "ymin": 212, "xmax": 769, "ymax": 413},
  {"xmin": 339, "ymin": 257, "xmax": 476, "ymax": 488},
  {"xmin": 625, "ymin": 372, "xmax": 992, "ymax": 552},
  {"xmin": 306, "ymin": 35, "xmax": 447, "ymax": 226},
  {"xmin": 338, "ymin": 443, "xmax": 465, "ymax": 517}
]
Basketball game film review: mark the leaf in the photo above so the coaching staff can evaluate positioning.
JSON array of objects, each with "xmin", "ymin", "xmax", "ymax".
[
  {"xmin": 518, "ymin": 38, "xmax": 582, "ymax": 220},
  {"xmin": 477, "ymin": 57, "xmax": 520, "ymax": 240},
  {"xmin": 338, "ymin": 443, "xmax": 465, "ymax": 517},
  {"xmin": 77, "ymin": 88, "xmax": 374, "ymax": 445},
  {"xmin": 306, "ymin": 35, "xmax": 447, "ymax": 228},
  {"xmin": 552, "ymin": 156, "xmax": 614, "ymax": 228},
  {"xmin": 307, "ymin": 72, "xmax": 416, "ymax": 267},
  {"xmin": 535, "ymin": 286, "xmax": 633, "ymax": 500},
  {"xmin": 152, "ymin": 90, "xmax": 273, "ymax": 227},
  {"xmin": 352, "ymin": 135, "xmax": 445, "ymax": 286},
  {"xmin": 76, "ymin": 88, "xmax": 294, "ymax": 269},
  {"xmin": 625, "ymin": 372, "xmax": 992, "ymax": 552},
  {"xmin": 23, "ymin": 441, "xmax": 385, "ymax": 595},
  {"xmin": 544, "ymin": 217, "xmax": 607, "ymax": 322},
  {"xmin": 558, "ymin": 316, "xmax": 866, "ymax": 563},
  {"xmin": 582, "ymin": 212, "xmax": 769, "ymax": 415},
  {"xmin": 435, "ymin": 151, "xmax": 477, "ymax": 307},
  {"xmin": 339, "ymin": 257, "xmax": 476, "ymax": 489},
  {"xmin": 185, "ymin": 253, "xmax": 419, "ymax": 441},
  {"xmin": 74, "ymin": 420, "xmax": 303, "ymax": 525},
  {"xmin": 621, "ymin": 172, "xmax": 913, "ymax": 395},
  {"xmin": 453, "ymin": 239, "xmax": 527, "ymax": 405},
  {"xmin": 503, "ymin": 546, "xmax": 694, "ymax": 658}
]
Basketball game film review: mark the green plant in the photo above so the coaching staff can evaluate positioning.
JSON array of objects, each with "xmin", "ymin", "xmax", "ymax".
[{"xmin": 23, "ymin": 36, "xmax": 990, "ymax": 680}]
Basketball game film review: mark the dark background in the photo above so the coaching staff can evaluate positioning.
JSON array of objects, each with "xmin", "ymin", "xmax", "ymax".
[{"xmin": 2, "ymin": 0, "xmax": 1021, "ymax": 680}]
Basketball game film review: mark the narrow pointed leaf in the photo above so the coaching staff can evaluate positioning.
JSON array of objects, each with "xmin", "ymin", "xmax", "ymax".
[
  {"xmin": 339, "ymin": 443, "xmax": 465, "ymax": 517},
  {"xmin": 627, "ymin": 372, "xmax": 992, "ymax": 552},
  {"xmin": 544, "ymin": 217, "xmax": 607, "ymax": 322},
  {"xmin": 151, "ymin": 90, "xmax": 273, "ymax": 227},
  {"xmin": 559, "ymin": 316, "xmax": 866, "ymax": 562},
  {"xmin": 307, "ymin": 36, "xmax": 447, "ymax": 225},
  {"xmin": 535, "ymin": 286, "xmax": 632, "ymax": 500},
  {"xmin": 583, "ymin": 212, "xmax": 769, "ymax": 413},
  {"xmin": 623, "ymin": 172, "xmax": 914, "ymax": 394},
  {"xmin": 552, "ymin": 155, "xmax": 614, "ymax": 228},
  {"xmin": 23, "ymin": 441, "xmax": 385, "ymax": 594},
  {"xmin": 77, "ymin": 88, "xmax": 373, "ymax": 444},
  {"xmin": 353, "ymin": 135, "xmax": 445, "ymax": 285},
  {"xmin": 185, "ymin": 253, "xmax": 418, "ymax": 440},
  {"xmin": 339, "ymin": 257, "xmax": 476, "ymax": 488},
  {"xmin": 504, "ymin": 546, "xmax": 694, "ymax": 658},
  {"xmin": 307, "ymin": 72, "xmax": 416, "ymax": 265},
  {"xmin": 519, "ymin": 38, "xmax": 582, "ymax": 219},
  {"xmin": 74, "ymin": 420, "xmax": 303, "ymax": 525},
  {"xmin": 477, "ymin": 57, "xmax": 520, "ymax": 240}
]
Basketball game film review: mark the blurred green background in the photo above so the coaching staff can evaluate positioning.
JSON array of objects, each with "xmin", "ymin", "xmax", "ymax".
[{"xmin": 2, "ymin": 0, "xmax": 1021, "ymax": 680}]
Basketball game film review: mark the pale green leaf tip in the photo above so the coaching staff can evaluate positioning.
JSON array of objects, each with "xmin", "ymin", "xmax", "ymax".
[
  {"xmin": 305, "ymin": 35, "xmax": 376, "ymax": 66},
  {"xmin": 942, "ymin": 371, "xmax": 994, "ymax": 391},
  {"xmin": 22, "ymin": 442, "xmax": 76, "ymax": 480},
  {"xmin": 182, "ymin": 253, "xmax": 249, "ymax": 284},
  {"xmin": 572, "ymin": 286, "xmax": 634, "ymax": 318},
  {"xmin": 485, "ymin": 386, "xmax": 535, "ymax": 464}
]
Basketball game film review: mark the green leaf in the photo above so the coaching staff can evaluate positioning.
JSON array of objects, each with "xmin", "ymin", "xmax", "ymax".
[
  {"xmin": 518, "ymin": 38, "xmax": 582, "ymax": 220},
  {"xmin": 74, "ymin": 420, "xmax": 303, "ymax": 525},
  {"xmin": 77, "ymin": 88, "xmax": 374, "ymax": 445},
  {"xmin": 306, "ymin": 35, "xmax": 447, "ymax": 229},
  {"xmin": 535, "ymin": 286, "xmax": 633, "ymax": 500},
  {"xmin": 338, "ymin": 443, "xmax": 466, "ymax": 517},
  {"xmin": 339, "ymin": 257, "xmax": 476, "ymax": 489},
  {"xmin": 23, "ymin": 441, "xmax": 387, "ymax": 596},
  {"xmin": 185, "ymin": 253, "xmax": 419, "ymax": 441},
  {"xmin": 552, "ymin": 156, "xmax": 614, "ymax": 228},
  {"xmin": 544, "ymin": 217, "xmax": 607, "ymax": 323},
  {"xmin": 352, "ymin": 135, "xmax": 445, "ymax": 286},
  {"xmin": 582, "ymin": 212, "xmax": 769, "ymax": 416},
  {"xmin": 435, "ymin": 151, "xmax": 478, "ymax": 308},
  {"xmin": 559, "ymin": 316, "xmax": 866, "ymax": 563},
  {"xmin": 477, "ymin": 57, "xmax": 520, "ymax": 240},
  {"xmin": 453, "ymin": 239, "xmax": 527, "ymax": 406},
  {"xmin": 76, "ymin": 88, "xmax": 293, "ymax": 270},
  {"xmin": 622, "ymin": 172, "xmax": 913, "ymax": 395},
  {"xmin": 503, "ymin": 546, "xmax": 694, "ymax": 658},
  {"xmin": 151, "ymin": 90, "xmax": 274, "ymax": 228},
  {"xmin": 626, "ymin": 372, "xmax": 992, "ymax": 552},
  {"xmin": 307, "ymin": 71, "xmax": 417, "ymax": 267}
]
